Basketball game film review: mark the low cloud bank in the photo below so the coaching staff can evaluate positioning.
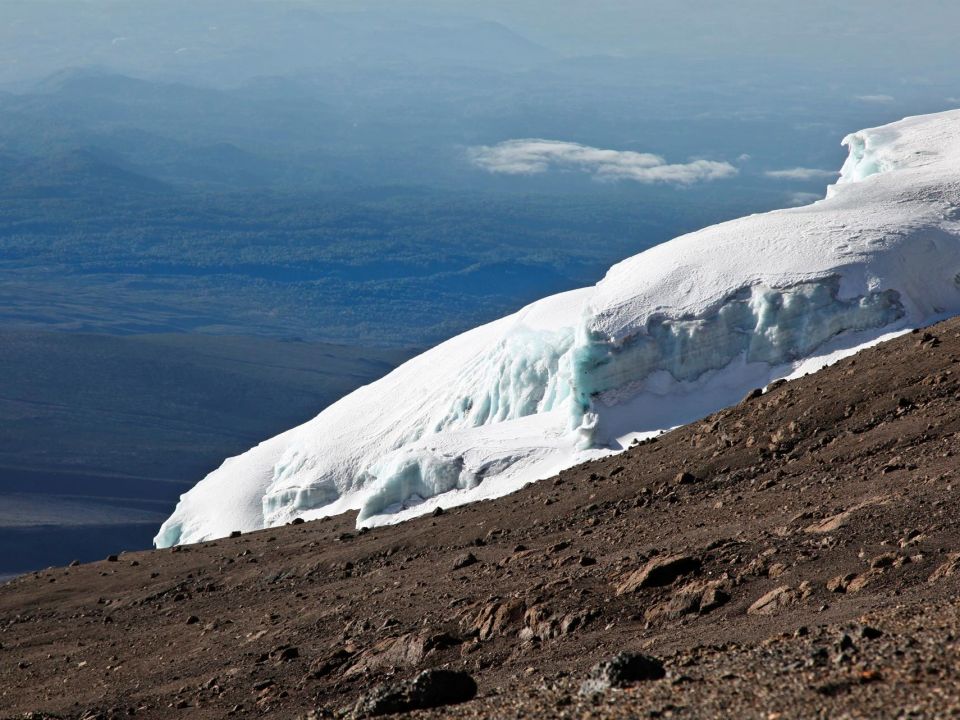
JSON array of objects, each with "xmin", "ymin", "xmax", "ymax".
[
  {"xmin": 468, "ymin": 139, "xmax": 737, "ymax": 185},
  {"xmin": 765, "ymin": 167, "xmax": 838, "ymax": 180}
]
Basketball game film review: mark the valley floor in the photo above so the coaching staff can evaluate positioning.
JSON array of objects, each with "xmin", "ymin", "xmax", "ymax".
[{"xmin": 4, "ymin": 318, "xmax": 960, "ymax": 718}]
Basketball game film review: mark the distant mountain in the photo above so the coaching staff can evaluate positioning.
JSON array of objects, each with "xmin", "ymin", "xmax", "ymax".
[
  {"xmin": 0, "ymin": 148, "xmax": 170, "ymax": 197},
  {"xmin": 0, "ymin": 2, "xmax": 555, "ymax": 87}
]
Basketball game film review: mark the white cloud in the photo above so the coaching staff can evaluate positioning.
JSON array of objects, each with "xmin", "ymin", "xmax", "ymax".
[
  {"xmin": 468, "ymin": 139, "xmax": 737, "ymax": 185},
  {"xmin": 855, "ymin": 94, "xmax": 895, "ymax": 103},
  {"xmin": 764, "ymin": 167, "xmax": 838, "ymax": 181}
]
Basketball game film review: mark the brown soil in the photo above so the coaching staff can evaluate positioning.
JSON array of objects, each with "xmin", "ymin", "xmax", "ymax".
[{"xmin": 4, "ymin": 319, "xmax": 960, "ymax": 719}]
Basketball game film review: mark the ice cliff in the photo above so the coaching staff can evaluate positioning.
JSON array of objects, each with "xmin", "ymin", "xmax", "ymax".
[{"xmin": 156, "ymin": 109, "xmax": 960, "ymax": 547}]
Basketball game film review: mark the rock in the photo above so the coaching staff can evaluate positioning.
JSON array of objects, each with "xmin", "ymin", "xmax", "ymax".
[
  {"xmin": 645, "ymin": 592, "xmax": 701, "ymax": 622},
  {"xmin": 467, "ymin": 599, "xmax": 527, "ymax": 640},
  {"xmin": 805, "ymin": 497, "xmax": 886, "ymax": 533},
  {"xmin": 580, "ymin": 652, "xmax": 665, "ymax": 694},
  {"xmin": 344, "ymin": 635, "xmax": 425, "ymax": 677},
  {"xmin": 767, "ymin": 562, "xmax": 787, "ymax": 578},
  {"xmin": 929, "ymin": 552, "xmax": 960, "ymax": 582},
  {"xmin": 352, "ymin": 669, "xmax": 477, "ymax": 717},
  {"xmin": 645, "ymin": 579, "xmax": 730, "ymax": 622},
  {"xmin": 291, "ymin": 518, "xmax": 305, "ymax": 525},
  {"xmin": 674, "ymin": 471, "xmax": 698, "ymax": 485},
  {"xmin": 699, "ymin": 582, "xmax": 731, "ymax": 613},
  {"xmin": 615, "ymin": 554, "xmax": 701, "ymax": 594},
  {"xmin": 826, "ymin": 573, "xmax": 856, "ymax": 593},
  {"xmin": 271, "ymin": 646, "xmax": 299, "ymax": 662},
  {"xmin": 837, "ymin": 633, "xmax": 856, "ymax": 653},
  {"xmin": 520, "ymin": 605, "xmax": 598, "ymax": 642},
  {"xmin": 859, "ymin": 625, "xmax": 884, "ymax": 640},
  {"xmin": 69, "ymin": 560, "xmax": 80, "ymax": 567},
  {"xmin": 105, "ymin": 555, "xmax": 119, "ymax": 562},
  {"xmin": 229, "ymin": 531, "xmax": 242, "ymax": 538},
  {"xmin": 847, "ymin": 569, "xmax": 883, "ymax": 593},
  {"xmin": 869, "ymin": 552, "xmax": 898, "ymax": 569},
  {"xmin": 452, "ymin": 552, "xmax": 478, "ymax": 570},
  {"xmin": 308, "ymin": 648, "xmax": 353, "ymax": 678},
  {"xmin": 185, "ymin": 615, "xmax": 200, "ymax": 625},
  {"xmin": 747, "ymin": 586, "xmax": 798, "ymax": 615},
  {"xmin": 432, "ymin": 507, "xmax": 444, "ymax": 517}
]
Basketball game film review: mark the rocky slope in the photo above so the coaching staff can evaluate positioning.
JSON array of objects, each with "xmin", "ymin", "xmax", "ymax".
[{"xmin": 4, "ymin": 318, "xmax": 960, "ymax": 718}]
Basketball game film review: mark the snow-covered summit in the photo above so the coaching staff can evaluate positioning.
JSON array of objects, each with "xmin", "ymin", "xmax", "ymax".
[{"xmin": 155, "ymin": 110, "xmax": 960, "ymax": 548}]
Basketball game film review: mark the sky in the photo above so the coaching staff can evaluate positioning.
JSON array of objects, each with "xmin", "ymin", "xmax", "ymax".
[
  {"xmin": 3, "ymin": 0, "xmax": 960, "ymax": 87},
  {"xmin": 299, "ymin": 0, "xmax": 960, "ymax": 65}
]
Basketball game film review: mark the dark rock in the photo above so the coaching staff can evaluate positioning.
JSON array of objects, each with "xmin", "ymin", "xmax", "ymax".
[
  {"xmin": 580, "ymin": 652, "xmax": 665, "ymax": 694},
  {"xmin": 229, "ymin": 531, "xmax": 242, "ymax": 538},
  {"xmin": 291, "ymin": 518, "xmax": 305, "ymax": 525},
  {"xmin": 69, "ymin": 560, "xmax": 81, "ymax": 567},
  {"xmin": 859, "ymin": 625, "xmax": 884, "ymax": 640},
  {"xmin": 837, "ymin": 633, "xmax": 856, "ymax": 653},
  {"xmin": 452, "ymin": 552, "xmax": 478, "ymax": 570},
  {"xmin": 185, "ymin": 615, "xmax": 200, "ymax": 625},
  {"xmin": 271, "ymin": 646, "xmax": 299, "ymax": 662},
  {"xmin": 105, "ymin": 555, "xmax": 119, "ymax": 562},
  {"xmin": 432, "ymin": 506, "xmax": 444, "ymax": 517},
  {"xmin": 352, "ymin": 669, "xmax": 477, "ymax": 717},
  {"xmin": 870, "ymin": 552, "xmax": 898, "ymax": 569},
  {"xmin": 674, "ymin": 471, "xmax": 698, "ymax": 485},
  {"xmin": 309, "ymin": 648, "xmax": 353, "ymax": 678}
]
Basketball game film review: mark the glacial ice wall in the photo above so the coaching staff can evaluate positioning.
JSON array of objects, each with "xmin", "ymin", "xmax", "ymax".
[
  {"xmin": 576, "ymin": 279, "xmax": 904, "ymax": 402},
  {"xmin": 155, "ymin": 108, "xmax": 960, "ymax": 547},
  {"xmin": 432, "ymin": 327, "xmax": 578, "ymax": 432}
]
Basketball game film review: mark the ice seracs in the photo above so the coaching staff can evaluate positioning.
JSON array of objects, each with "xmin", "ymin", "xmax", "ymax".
[{"xmin": 155, "ymin": 109, "xmax": 960, "ymax": 548}]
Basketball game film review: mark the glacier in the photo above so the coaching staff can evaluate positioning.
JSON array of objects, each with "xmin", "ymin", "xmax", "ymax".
[{"xmin": 155, "ymin": 109, "xmax": 960, "ymax": 547}]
